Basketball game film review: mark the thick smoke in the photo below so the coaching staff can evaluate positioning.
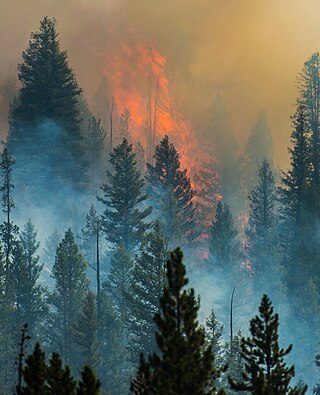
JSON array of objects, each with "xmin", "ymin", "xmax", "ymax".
[
  {"xmin": 1, "ymin": 1, "xmax": 320, "ymax": 391},
  {"xmin": 1, "ymin": 0, "xmax": 320, "ymax": 166}
]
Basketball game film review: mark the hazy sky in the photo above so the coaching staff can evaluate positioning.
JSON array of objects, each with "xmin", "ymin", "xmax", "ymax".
[{"xmin": 1, "ymin": 0, "xmax": 320, "ymax": 168}]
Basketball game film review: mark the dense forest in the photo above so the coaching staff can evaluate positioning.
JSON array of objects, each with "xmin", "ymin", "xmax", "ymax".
[{"xmin": 1, "ymin": 15, "xmax": 320, "ymax": 394}]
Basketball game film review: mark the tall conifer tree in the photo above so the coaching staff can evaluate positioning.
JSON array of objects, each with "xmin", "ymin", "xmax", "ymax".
[
  {"xmin": 50, "ymin": 229, "xmax": 89, "ymax": 365},
  {"xmin": 127, "ymin": 222, "xmax": 167, "ymax": 362},
  {"xmin": 209, "ymin": 200, "xmax": 241, "ymax": 276},
  {"xmin": 98, "ymin": 138, "xmax": 151, "ymax": 253},
  {"xmin": 246, "ymin": 160, "xmax": 277, "ymax": 281},
  {"xmin": 8, "ymin": 17, "xmax": 85, "ymax": 193},
  {"xmin": 147, "ymin": 135, "xmax": 196, "ymax": 246},
  {"xmin": 131, "ymin": 248, "xmax": 224, "ymax": 394},
  {"xmin": 229, "ymin": 295, "xmax": 307, "ymax": 394}
]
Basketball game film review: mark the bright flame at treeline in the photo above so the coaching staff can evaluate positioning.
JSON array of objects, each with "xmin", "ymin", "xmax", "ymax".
[{"xmin": 99, "ymin": 35, "xmax": 200, "ymax": 173}]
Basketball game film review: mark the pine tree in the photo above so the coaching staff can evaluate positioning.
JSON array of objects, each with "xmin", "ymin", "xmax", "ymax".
[
  {"xmin": 0, "ymin": 148, "xmax": 19, "ymax": 393},
  {"xmin": 76, "ymin": 366, "xmax": 101, "ymax": 395},
  {"xmin": 279, "ymin": 104, "xmax": 314, "ymax": 305},
  {"xmin": 194, "ymin": 160, "xmax": 220, "ymax": 237},
  {"xmin": 19, "ymin": 342, "xmax": 101, "ymax": 395},
  {"xmin": 209, "ymin": 200, "xmax": 241, "ymax": 276},
  {"xmin": 98, "ymin": 138, "xmax": 151, "ymax": 252},
  {"xmin": 81, "ymin": 205, "xmax": 102, "ymax": 319},
  {"xmin": 84, "ymin": 116, "xmax": 106, "ymax": 192},
  {"xmin": 205, "ymin": 309, "xmax": 224, "ymax": 373},
  {"xmin": 246, "ymin": 160, "xmax": 277, "ymax": 281},
  {"xmin": 46, "ymin": 352, "xmax": 76, "ymax": 395},
  {"xmin": 106, "ymin": 245, "xmax": 132, "ymax": 322},
  {"xmin": 20, "ymin": 342, "xmax": 47, "ymax": 395},
  {"xmin": 224, "ymin": 331, "xmax": 247, "ymax": 395},
  {"xmin": 17, "ymin": 220, "xmax": 46, "ymax": 337},
  {"xmin": 229, "ymin": 295, "xmax": 307, "ymax": 394},
  {"xmin": 8, "ymin": 17, "xmax": 85, "ymax": 194},
  {"xmin": 73, "ymin": 292, "xmax": 100, "ymax": 369},
  {"xmin": 131, "ymin": 248, "xmax": 224, "ymax": 394},
  {"xmin": 0, "ymin": 148, "xmax": 18, "ymax": 278},
  {"xmin": 42, "ymin": 229, "xmax": 61, "ymax": 269},
  {"xmin": 147, "ymin": 135, "xmax": 196, "ymax": 246},
  {"xmin": 50, "ymin": 229, "xmax": 89, "ymax": 365},
  {"xmin": 127, "ymin": 222, "xmax": 168, "ymax": 362},
  {"xmin": 12, "ymin": 241, "xmax": 47, "ymax": 340},
  {"xmin": 98, "ymin": 289, "xmax": 129, "ymax": 394},
  {"xmin": 297, "ymin": 52, "xmax": 320, "ymax": 187}
]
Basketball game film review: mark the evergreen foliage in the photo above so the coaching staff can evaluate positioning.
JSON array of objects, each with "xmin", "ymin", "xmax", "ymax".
[
  {"xmin": 46, "ymin": 352, "xmax": 76, "ymax": 395},
  {"xmin": 0, "ymin": 148, "xmax": 18, "ymax": 275},
  {"xmin": 229, "ymin": 295, "xmax": 307, "ymax": 394},
  {"xmin": 84, "ymin": 116, "xmax": 106, "ymax": 192},
  {"xmin": 73, "ymin": 291, "xmax": 100, "ymax": 369},
  {"xmin": 147, "ymin": 135, "xmax": 196, "ymax": 246},
  {"xmin": 76, "ymin": 366, "xmax": 101, "ymax": 395},
  {"xmin": 50, "ymin": 229, "xmax": 89, "ymax": 365},
  {"xmin": 209, "ymin": 200, "xmax": 241, "ymax": 276},
  {"xmin": 19, "ymin": 342, "xmax": 100, "ymax": 395},
  {"xmin": 246, "ymin": 160, "xmax": 277, "ymax": 281},
  {"xmin": 20, "ymin": 342, "xmax": 47, "ymax": 395},
  {"xmin": 194, "ymin": 160, "xmax": 220, "ymax": 237},
  {"xmin": 205, "ymin": 309, "xmax": 224, "ymax": 373},
  {"xmin": 131, "ymin": 248, "xmax": 224, "ymax": 394},
  {"xmin": 127, "ymin": 222, "xmax": 168, "ymax": 361},
  {"xmin": 298, "ymin": 52, "xmax": 320, "ymax": 187},
  {"xmin": 8, "ymin": 17, "xmax": 85, "ymax": 191},
  {"xmin": 106, "ymin": 245, "xmax": 132, "ymax": 322},
  {"xmin": 17, "ymin": 220, "xmax": 46, "ymax": 337},
  {"xmin": 98, "ymin": 138, "xmax": 151, "ymax": 252}
]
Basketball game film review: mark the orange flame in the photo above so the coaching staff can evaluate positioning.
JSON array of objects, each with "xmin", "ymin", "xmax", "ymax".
[{"xmin": 100, "ymin": 35, "xmax": 197, "ymax": 172}]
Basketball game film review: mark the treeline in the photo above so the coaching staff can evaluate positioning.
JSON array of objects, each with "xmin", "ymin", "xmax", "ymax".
[
  {"xmin": 17, "ymin": 249, "xmax": 308, "ymax": 394},
  {"xmin": 1, "ymin": 15, "xmax": 320, "ymax": 394}
]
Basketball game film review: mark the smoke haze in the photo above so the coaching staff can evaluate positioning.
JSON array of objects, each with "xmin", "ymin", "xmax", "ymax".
[{"xmin": 1, "ymin": 0, "xmax": 320, "ymax": 167}]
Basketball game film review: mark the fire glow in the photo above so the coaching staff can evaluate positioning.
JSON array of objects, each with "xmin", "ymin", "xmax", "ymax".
[{"xmin": 100, "ymin": 35, "xmax": 197, "ymax": 171}]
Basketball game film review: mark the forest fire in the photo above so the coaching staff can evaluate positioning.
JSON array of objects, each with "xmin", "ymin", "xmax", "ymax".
[{"xmin": 100, "ymin": 37, "xmax": 197, "ymax": 171}]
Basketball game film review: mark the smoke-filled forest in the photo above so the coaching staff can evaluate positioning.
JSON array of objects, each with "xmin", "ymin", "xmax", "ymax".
[{"xmin": 2, "ymin": 1, "xmax": 320, "ymax": 394}]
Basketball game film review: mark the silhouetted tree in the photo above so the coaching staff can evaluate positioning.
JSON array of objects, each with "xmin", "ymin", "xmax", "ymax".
[
  {"xmin": 298, "ymin": 52, "xmax": 320, "ymax": 187},
  {"xmin": 99, "ymin": 138, "xmax": 151, "ymax": 252},
  {"xmin": 73, "ymin": 291, "xmax": 100, "ymax": 370},
  {"xmin": 229, "ymin": 295, "xmax": 307, "ymax": 394},
  {"xmin": 205, "ymin": 309, "xmax": 224, "ymax": 373},
  {"xmin": 50, "ymin": 229, "xmax": 89, "ymax": 365},
  {"xmin": 127, "ymin": 222, "xmax": 167, "ymax": 361},
  {"xmin": 106, "ymin": 245, "xmax": 132, "ymax": 322},
  {"xmin": 209, "ymin": 201, "xmax": 241, "ymax": 277},
  {"xmin": 84, "ymin": 116, "xmax": 106, "ymax": 191},
  {"xmin": 77, "ymin": 366, "xmax": 101, "ymax": 395},
  {"xmin": 246, "ymin": 160, "xmax": 277, "ymax": 281},
  {"xmin": 8, "ymin": 17, "xmax": 85, "ymax": 195},
  {"xmin": 131, "ymin": 248, "xmax": 224, "ymax": 394},
  {"xmin": 147, "ymin": 135, "xmax": 196, "ymax": 246},
  {"xmin": 20, "ymin": 342, "xmax": 47, "ymax": 395}
]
